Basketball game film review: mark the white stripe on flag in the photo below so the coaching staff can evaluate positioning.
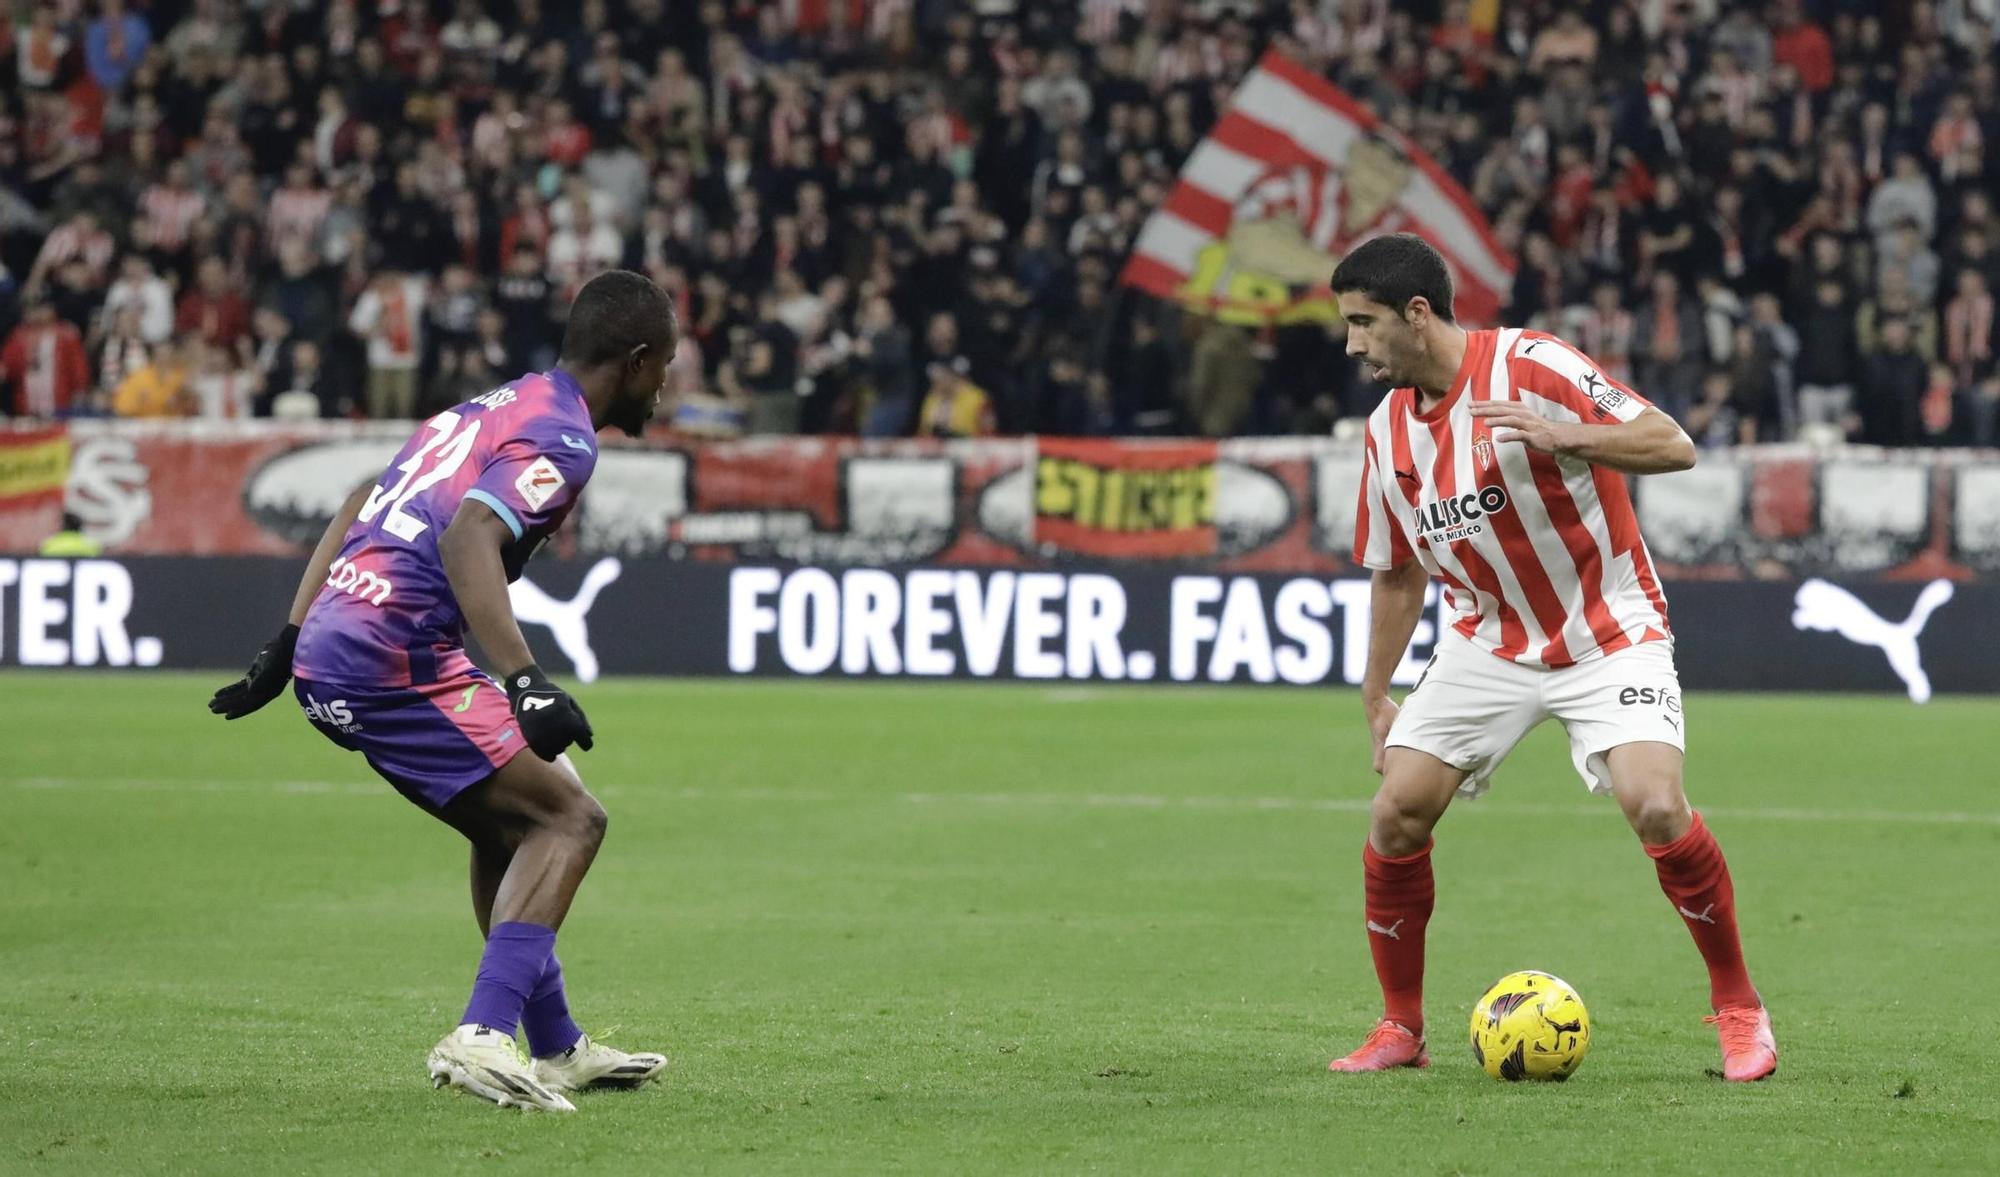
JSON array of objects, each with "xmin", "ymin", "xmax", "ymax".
[
  {"xmin": 1179, "ymin": 139, "xmax": 1271, "ymax": 203},
  {"xmin": 1131, "ymin": 211, "xmax": 1212, "ymax": 275},
  {"xmin": 1231, "ymin": 71, "xmax": 1364, "ymax": 173}
]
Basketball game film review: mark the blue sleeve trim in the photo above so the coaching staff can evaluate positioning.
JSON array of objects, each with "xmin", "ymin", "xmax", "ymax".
[{"xmin": 464, "ymin": 489, "xmax": 525, "ymax": 540}]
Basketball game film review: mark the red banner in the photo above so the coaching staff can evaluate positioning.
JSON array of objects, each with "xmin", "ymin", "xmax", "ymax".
[{"xmin": 1034, "ymin": 437, "xmax": 1218, "ymax": 559}]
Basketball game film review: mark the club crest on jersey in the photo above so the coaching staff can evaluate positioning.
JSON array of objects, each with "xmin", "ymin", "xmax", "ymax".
[
  {"xmin": 1412, "ymin": 485, "xmax": 1510, "ymax": 544},
  {"xmin": 516, "ymin": 457, "xmax": 565, "ymax": 511},
  {"xmin": 1472, "ymin": 431, "xmax": 1495, "ymax": 471}
]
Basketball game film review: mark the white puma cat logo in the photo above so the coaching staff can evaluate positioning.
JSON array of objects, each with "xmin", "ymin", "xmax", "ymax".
[
  {"xmin": 1677, "ymin": 904, "xmax": 1716, "ymax": 924},
  {"xmin": 1366, "ymin": 919, "xmax": 1404, "ymax": 940},
  {"xmin": 508, "ymin": 557, "xmax": 623, "ymax": 684},
  {"xmin": 1791, "ymin": 579, "xmax": 1954, "ymax": 703}
]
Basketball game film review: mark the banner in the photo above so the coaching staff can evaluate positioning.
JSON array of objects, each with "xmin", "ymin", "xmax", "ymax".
[
  {"xmin": 3, "ymin": 423, "xmax": 1998, "ymax": 583},
  {"xmin": 0, "ymin": 427, "xmax": 70, "ymax": 540},
  {"xmin": 7, "ymin": 556, "xmax": 1994, "ymax": 698},
  {"xmin": 1033, "ymin": 437, "xmax": 1217, "ymax": 559},
  {"xmin": 1120, "ymin": 50, "xmax": 1514, "ymax": 325}
]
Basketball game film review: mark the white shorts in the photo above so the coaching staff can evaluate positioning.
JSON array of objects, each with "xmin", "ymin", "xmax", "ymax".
[{"xmin": 1385, "ymin": 630, "xmax": 1685, "ymax": 797}]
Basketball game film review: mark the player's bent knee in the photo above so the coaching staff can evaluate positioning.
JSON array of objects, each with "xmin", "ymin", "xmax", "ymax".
[
  {"xmin": 1615, "ymin": 778, "xmax": 1692, "ymax": 845},
  {"xmin": 573, "ymin": 794, "xmax": 609, "ymax": 849},
  {"xmin": 1369, "ymin": 789, "xmax": 1440, "ymax": 857}
]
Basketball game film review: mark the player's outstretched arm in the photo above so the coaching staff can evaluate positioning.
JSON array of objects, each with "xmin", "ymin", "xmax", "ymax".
[
  {"xmin": 1361, "ymin": 560, "xmax": 1430, "ymax": 775},
  {"xmin": 209, "ymin": 481, "xmax": 372, "ymax": 719},
  {"xmin": 441, "ymin": 501, "xmax": 593, "ymax": 761},
  {"xmin": 1469, "ymin": 402, "xmax": 1696, "ymax": 475}
]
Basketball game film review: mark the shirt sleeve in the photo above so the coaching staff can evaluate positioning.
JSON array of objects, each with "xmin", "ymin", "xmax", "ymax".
[
  {"xmin": 1514, "ymin": 335, "xmax": 1652, "ymax": 424},
  {"xmin": 1353, "ymin": 437, "xmax": 1413, "ymax": 571},
  {"xmin": 463, "ymin": 419, "xmax": 595, "ymax": 539}
]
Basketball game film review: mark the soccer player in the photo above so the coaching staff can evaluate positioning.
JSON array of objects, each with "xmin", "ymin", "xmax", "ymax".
[
  {"xmin": 1325, "ymin": 235, "xmax": 1777, "ymax": 1082},
  {"xmin": 209, "ymin": 270, "xmax": 677, "ymax": 1112}
]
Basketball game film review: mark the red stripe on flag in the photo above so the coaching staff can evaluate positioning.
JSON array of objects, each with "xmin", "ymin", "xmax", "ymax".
[
  {"xmin": 1119, "ymin": 252, "xmax": 1187, "ymax": 299},
  {"xmin": 1160, "ymin": 183, "xmax": 1234, "ymax": 238}
]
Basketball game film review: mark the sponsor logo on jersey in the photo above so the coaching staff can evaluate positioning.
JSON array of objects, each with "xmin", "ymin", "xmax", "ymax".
[
  {"xmin": 1616, "ymin": 685, "xmax": 1681, "ymax": 712},
  {"xmin": 302, "ymin": 693, "xmax": 363, "ymax": 734},
  {"xmin": 1579, "ymin": 371, "xmax": 1627, "ymax": 418},
  {"xmin": 516, "ymin": 457, "xmax": 565, "ymax": 511},
  {"xmin": 471, "ymin": 387, "xmax": 518, "ymax": 411},
  {"xmin": 1411, "ymin": 486, "xmax": 1510, "ymax": 544},
  {"xmin": 325, "ymin": 556, "xmax": 393, "ymax": 605}
]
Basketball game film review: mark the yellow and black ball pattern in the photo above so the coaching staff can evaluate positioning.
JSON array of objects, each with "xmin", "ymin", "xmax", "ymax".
[{"xmin": 1469, "ymin": 970, "xmax": 1591, "ymax": 1081}]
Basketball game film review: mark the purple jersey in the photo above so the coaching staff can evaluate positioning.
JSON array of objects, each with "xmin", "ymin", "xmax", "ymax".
[{"xmin": 294, "ymin": 369, "xmax": 596, "ymax": 687}]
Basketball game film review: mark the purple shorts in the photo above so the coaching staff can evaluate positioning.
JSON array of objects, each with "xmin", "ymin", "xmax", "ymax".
[{"xmin": 294, "ymin": 670, "xmax": 525, "ymax": 811}]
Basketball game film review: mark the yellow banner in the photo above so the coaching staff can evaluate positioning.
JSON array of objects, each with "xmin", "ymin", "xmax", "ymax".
[{"xmin": 0, "ymin": 432, "xmax": 71, "ymax": 502}]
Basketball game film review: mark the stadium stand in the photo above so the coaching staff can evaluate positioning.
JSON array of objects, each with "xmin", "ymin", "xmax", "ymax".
[{"xmin": 0, "ymin": 0, "xmax": 1993, "ymax": 444}]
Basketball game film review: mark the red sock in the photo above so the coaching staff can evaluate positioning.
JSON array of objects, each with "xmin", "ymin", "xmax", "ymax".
[
  {"xmin": 1646, "ymin": 810, "xmax": 1759, "ymax": 1011},
  {"xmin": 1362, "ymin": 840, "xmax": 1434, "ymax": 1034}
]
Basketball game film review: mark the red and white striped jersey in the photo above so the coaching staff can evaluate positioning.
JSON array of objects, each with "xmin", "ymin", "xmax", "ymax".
[{"xmin": 1353, "ymin": 327, "xmax": 1672, "ymax": 670}]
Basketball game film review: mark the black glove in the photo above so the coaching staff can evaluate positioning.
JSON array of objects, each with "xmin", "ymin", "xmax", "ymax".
[
  {"xmin": 209, "ymin": 624, "xmax": 300, "ymax": 720},
  {"xmin": 504, "ymin": 663, "xmax": 594, "ymax": 761}
]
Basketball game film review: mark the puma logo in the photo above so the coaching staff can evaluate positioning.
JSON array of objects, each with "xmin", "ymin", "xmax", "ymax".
[
  {"xmin": 1366, "ymin": 919, "xmax": 1404, "ymax": 940},
  {"xmin": 1791, "ymin": 579, "xmax": 1954, "ymax": 703},
  {"xmin": 509, "ymin": 557, "xmax": 622, "ymax": 684},
  {"xmin": 1678, "ymin": 904, "xmax": 1716, "ymax": 924},
  {"xmin": 1394, "ymin": 468, "xmax": 1420, "ymax": 483}
]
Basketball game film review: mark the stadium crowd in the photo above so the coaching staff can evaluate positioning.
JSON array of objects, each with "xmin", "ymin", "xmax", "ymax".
[{"xmin": 0, "ymin": 0, "xmax": 1995, "ymax": 445}]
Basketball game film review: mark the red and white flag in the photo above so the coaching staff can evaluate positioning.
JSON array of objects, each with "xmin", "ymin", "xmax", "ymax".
[{"xmin": 1121, "ymin": 51, "xmax": 1513, "ymax": 326}]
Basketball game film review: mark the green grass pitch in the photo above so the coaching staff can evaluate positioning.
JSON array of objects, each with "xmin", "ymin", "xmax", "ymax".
[{"xmin": 3, "ymin": 674, "xmax": 1997, "ymax": 1174}]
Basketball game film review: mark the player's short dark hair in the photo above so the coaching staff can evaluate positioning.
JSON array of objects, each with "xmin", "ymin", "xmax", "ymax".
[
  {"xmin": 560, "ymin": 270, "xmax": 678, "ymax": 368},
  {"xmin": 1329, "ymin": 234, "xmax": 1456, "ymax": 323}
]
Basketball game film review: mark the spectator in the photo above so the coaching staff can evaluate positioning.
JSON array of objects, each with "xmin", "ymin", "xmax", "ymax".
[
  {"xmin": 101, "ymin": 255, "xmax": 175, "ymax": 344},
  {"xmin": 1633, "ymin": 271, "xmax": 1705, "ymax": 422},
  {"xmin": 917, "ymin": 356, "xmax": 997, "ymax": 438},
  {"xmin": 1794, "ymin": 280, "xmax": 1861, "ymax": 434},
  {"xmin": 1866, "ymin": 153, "xmax": 1938, "ymax": 247},
  {"xmin": 113, "ymin": 339, "xmax": 194, "ymax": 418},
  {"xmin": 1859, "ymin": 317, "xmax": 1929, "ymax": 446},
  {"xmin": 92, "ymin": 304, "xmax": 153, "ymax": 398},
  {"xmin": 269, "ymin": 339, "xmax": 337, "ymax": 420},
  {"xmin": 85, "ymin": 0, "xmax": 154, "ymax": 94},
  {"xmin": 1185, "ymin": 321, "xmax": 1259, "ymax": 439},
  {"xmin": 1944, "ymin": 268, "xmax": 1996, "ymax": 386},
  {"xmin": 25, "ymin": 212, "xmax": 114, "ymax": 300},
  {"xmin": 348, "ymin": 270, "xmax": 429, "ymax": 419},
  {"xmin": 1, "ymin": 297, "xmax": 91, "ymax": 419},
  {"xmin": 187, "ymin": 340, "xmax": 262, "ymax": 419},
  {"xmin": 1683, "ymin": 369, "xmax": 1744, "ymax": 448},
  {"xmin": 177, "ymin": 257, "xmax": 253, "ymax": 355}
]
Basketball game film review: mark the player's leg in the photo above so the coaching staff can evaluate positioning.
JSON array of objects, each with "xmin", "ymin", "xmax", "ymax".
[
  {"xmin": 1326, "ymin": 748, "xmax": 1466, "ymax": 1072},
  {"xmin": 1552, "ymin": 641, "xmax": 1776, "ymax": 1081},
  {"xmin": 1331, "ymin": 635, "xmax": 1542, "ymax": 1073},
  {"xmin": 450, "ymin": 815, "xmax": 587, "ymax": 1064},
  {"xmin": 303, "ymin": 676, "xmax": 583, "ymax": 1110},
  {"xmin": 1603, "ymin": 742, "xmax": 1775, "ymax": 1080},
  {"xmin": 436, "ymin": 751, "xmax": 666, "ymax": 1090}
]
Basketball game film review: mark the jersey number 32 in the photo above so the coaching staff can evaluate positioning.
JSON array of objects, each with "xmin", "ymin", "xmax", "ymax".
[{"xmin": 359, "ymin": 410, "xmax": 485, "ymax": 542}]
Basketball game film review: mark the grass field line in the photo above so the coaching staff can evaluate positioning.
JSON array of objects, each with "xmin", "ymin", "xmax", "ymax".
[{"xmin": 10, "ymin": 774, "xmax": 2000, "ymax": 828}]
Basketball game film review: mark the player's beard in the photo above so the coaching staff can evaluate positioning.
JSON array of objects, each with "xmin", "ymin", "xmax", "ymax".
[{"xmin": 613, "ymin": 395, "xmax": 652, "ymax": 438}]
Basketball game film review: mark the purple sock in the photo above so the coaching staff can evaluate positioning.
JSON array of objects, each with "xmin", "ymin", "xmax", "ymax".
[
  {"xmin": 461, "ymin": 921, "xmax": 556, "ymax": 1036},
  {"xmin": 522, "ymin": 954, "xmax": 584, "ymax": 1058}
]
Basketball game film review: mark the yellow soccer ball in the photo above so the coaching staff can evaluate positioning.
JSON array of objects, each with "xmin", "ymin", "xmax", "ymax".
[{"xmin": 1469, "ymin": 970, "xmax": 1591, "ymax": 1081}]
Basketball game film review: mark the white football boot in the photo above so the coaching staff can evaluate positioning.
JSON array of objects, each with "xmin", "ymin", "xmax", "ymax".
[
  {"xmin": 530, "ymin": 1033, "xmax": 669, "ymax": 1091},
  {"xmin": 427, "ymin": 1024, "xmax": 577, "ymax": 1112}
]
